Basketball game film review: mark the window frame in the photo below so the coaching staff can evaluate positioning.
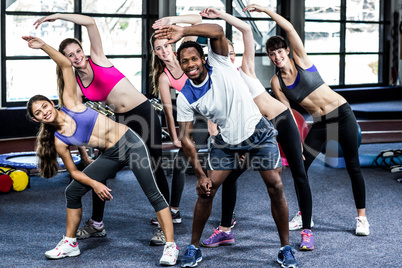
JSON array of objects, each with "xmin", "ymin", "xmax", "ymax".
[
  {"xmin": 304, "ymin": 0, "xmax": 389, "ymax": 89},
  {"xmin": 0, "ymin": 0, "xmax": 393, "ymax": 108},
  {"xmin": 1, "ymin": 0, "xmax": 151, "ymax": 108}
]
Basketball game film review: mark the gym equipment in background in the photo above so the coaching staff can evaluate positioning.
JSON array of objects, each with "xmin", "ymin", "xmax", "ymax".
[
  {"xmin": 0, "ymin": 152, "xmax": 81, "ymax": 187},
  {"xmin": 278, "ymin": 109, "xmax": 309, "ymax": 166},
  {"xmin": 0, "ymin": 167, "xmax": 28, "ymax": 192}
]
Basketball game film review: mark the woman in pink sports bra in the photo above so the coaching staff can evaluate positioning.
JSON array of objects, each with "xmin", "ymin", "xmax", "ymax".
[
  {"xmin": 33, "ymin": 13, "xmax": 171, "ymax": 245},
  {"xmin": 149, "ymin": 14, "xmax": 212, "ymax": 227},
  {"xmin": 150, "ymin": 14, "xmax": 202, "ymax": 148}
]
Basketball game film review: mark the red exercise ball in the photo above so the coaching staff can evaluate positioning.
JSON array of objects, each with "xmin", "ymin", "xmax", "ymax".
[
  {"xmin": 278, "ymin": 109, "xmax": 309, "ymax": 166},
  {"xmin": 0, "ymin": 174, "xmax": 13, "ymax": 193}
]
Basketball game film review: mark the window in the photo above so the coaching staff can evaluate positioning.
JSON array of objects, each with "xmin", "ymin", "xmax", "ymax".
[
  {"xmin": 176, "ymin": 0, "xmax": 277, "ymax": 88},
  {"xmin": 305, "ymin": 0, "xmax": 384, "ymax": 86},
  {"xmin": 2, "ymin": 0, "xmax": 143, "ymax": 107},
  {"xmin": 0, "ymin": 0, "xmax": 391, "ymax": 108}
]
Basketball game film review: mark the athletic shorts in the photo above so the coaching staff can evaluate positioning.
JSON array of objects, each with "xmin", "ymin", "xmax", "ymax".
[{"xmin": 208, "ymin": 117, "xmax": 282, "ymax": 171}]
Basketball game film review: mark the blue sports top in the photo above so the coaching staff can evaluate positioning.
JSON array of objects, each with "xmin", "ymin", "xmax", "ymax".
[
  {"xmin": 276, "ymin": 60, "xmax": 325, "ymax": 103},
  {"xmin": 55, "ymin": 106, "xmax": 99, "ymax": 146}
]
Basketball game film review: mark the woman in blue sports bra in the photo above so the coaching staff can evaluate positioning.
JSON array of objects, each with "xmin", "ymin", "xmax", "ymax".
[
  {"xmin": 244, "ymin": 4, "xmax": 370, "ymax": 236},
  {"xmin": 33, "ymin": 13, "xmax": 171, "ymax": 245},
  {"xmin": 22, "ymin": 35, "xmax": 179, "ymax": 265},
  {"xmin": 149, "ymin": 15, "xmax": 205, "ymax": 228}
]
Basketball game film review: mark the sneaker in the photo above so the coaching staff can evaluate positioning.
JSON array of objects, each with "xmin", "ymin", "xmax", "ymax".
[
  {"xmin": 171, "ymin": 210, "xmax": 182, "ymax": 224},
  {"xmin": 159, "ymin": 242, "xmax": 179, "ymax": 266},
  {"xmin": 355, "ymin": 216, "xmax": 370, "ymax": 236},
  {"xmin": 45, "ymin": 236, "xmax": 80, "ymax": 260},
  {"xmin": 76, "ymin": 219, "xmax": 106, "ymax": 239},
  {"xmin": 201, "ymin": 227, "xmax": 235, "ymax": 247},
  {"xmin": 300, "ymin": 229, "xmax": 314, "ymax": 250},
  {"xmin": 150, "ymin": 210, "xmax": 182, "ymax": 225},
  {"xmin": 150, "ymin": 226, "xmax": 166, "ymax": 246},
  {"xmin": 180, "ymin": 245, "xmax": 202, "ymax": 267},
  {"xmin": 277, "ymin": 245, "xmax": 298, "ymax": 268},
  {"xmin": 289, "ymin": 211, "xmax": 314, "ymax": 231}
]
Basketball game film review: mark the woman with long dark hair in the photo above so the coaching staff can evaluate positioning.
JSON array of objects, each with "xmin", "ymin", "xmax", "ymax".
[
  {"xmin": 23, "ymin": 35, "xmax": 178, "ymax": 265},
  {"xmin": 33, "ymin": 13, "xmax": 171, "ymax": 245}
]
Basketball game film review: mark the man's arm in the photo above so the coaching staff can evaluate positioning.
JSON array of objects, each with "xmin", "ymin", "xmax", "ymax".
[
  {"xmin": 154, "ymin": 23, "xmax": 228, "ymax": 57},
  {"xmin": 179, "ymin": 121, "xmax": 211, "ymax": 196}
]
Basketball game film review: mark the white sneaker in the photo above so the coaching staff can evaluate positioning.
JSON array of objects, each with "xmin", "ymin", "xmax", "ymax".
[
  {"xmin": 289, "ymin": 211, "xmax": 314, "ymax": 231},
  {"xmin": 45, "ymin": 236, "xmax": 80, "ymax": 259},
  {"xmin": 355, "ymin": 216, "xmax": 370, "ymax": 236},
  {"xmin": 159, "ymin": 242, "xmax": 179, "ymax": 266}
]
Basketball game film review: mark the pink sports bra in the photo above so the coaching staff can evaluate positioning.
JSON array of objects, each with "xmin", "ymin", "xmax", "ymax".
[
  {"xmin": 77, "ymin": 58, "xmax": 125, "ymax": 102},
  {"xmin": 163, "ymin": 67, "xmax": 188, "ymax": 91}
]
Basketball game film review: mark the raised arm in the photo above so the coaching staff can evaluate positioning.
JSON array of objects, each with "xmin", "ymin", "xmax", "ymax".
[
  {"xmin": 155, "ymin": 23, "xmax": 228, "ymax": 56},
  {"xmin": 34, "ymin": 13, "xmax": 106, "ymax": 63},
  {"xmin": 243, "ymin": 4, "xmax": 308, "ymax": 63},
  {"xmin": 200, "ymin": 8, "xmax": 255, "ymax": 77},
  {"xmin": 22, "ymin": 36, "xmax": 80, "ymax": 107},
  {"xmin": 153, "ymin": 14, "xmax": 203, "ymax": 45}
]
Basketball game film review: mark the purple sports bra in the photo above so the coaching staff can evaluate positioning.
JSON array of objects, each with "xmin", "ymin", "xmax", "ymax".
[
  {"xmin": 77, "ymin": 58, "xmax": 125, "ymax": 102},
  {"xmin": 55, "ymin": 106, "xmax": 99, "ymax": 146}
]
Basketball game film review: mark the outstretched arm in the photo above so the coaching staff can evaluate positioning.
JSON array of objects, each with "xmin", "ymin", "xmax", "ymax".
[
  {"xmin": 56, "ymin": 141, "xmax": 113, "ymax": 201},
  {"xmin": 155, "ymin": 23, "xmax": 227, "ymax": 56},
  {"xmin": 200, "ymin": 8, "xmax": 255, "ymax": 77},
  {"xmin": 243, "ymin": 4, "xmax": 308, "ymax": 63},
  {"xmin": 34, "ymin": 13, "xmax": 106, "ymax": 62},
  {"xmin": 153, "ymin": 14, "xmax": 203, "ymax": 44},
  {"xmin": 22, "ymin": 36, "xmax": 80, "ymax": 107}
]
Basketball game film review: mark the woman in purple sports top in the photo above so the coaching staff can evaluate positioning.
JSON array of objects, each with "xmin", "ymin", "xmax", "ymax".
[
  {"xmin": 22, "ymin": 35, "xmax": 178, "ymax": 265},
  {"xmin": 33, "ymin": 13, "xmax": 171, "ymax": 244}
]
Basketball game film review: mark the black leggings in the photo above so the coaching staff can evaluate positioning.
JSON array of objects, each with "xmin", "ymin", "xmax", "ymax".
[
  {"xmin": 90, "ymin": 100, "xmax": 169, "ymax": 222},
  {"xmin": 303, "ymin": 103, "xmax": 365, "ymax": 209},
  {"xmin": 66, "ymin": 129, "xmax": 168, "ymax": 212},
  {"xmin": 220, "ymin": 109, "xmax": 313, "ymax": 229}
]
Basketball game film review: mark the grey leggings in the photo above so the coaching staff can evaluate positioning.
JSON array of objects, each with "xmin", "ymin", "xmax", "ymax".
[{"xmin": 65, "ymin": 129, "xmax": 168, "ymax": 212}]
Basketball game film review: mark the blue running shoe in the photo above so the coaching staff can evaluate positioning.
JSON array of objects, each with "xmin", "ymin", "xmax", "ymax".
[
  {"xmin": 180, "ymin": 245, "xmax": 202, "ymax": 267},
  {"xmin": 277, "ymin": 245, "xmax": 298, "ymax": 268}
]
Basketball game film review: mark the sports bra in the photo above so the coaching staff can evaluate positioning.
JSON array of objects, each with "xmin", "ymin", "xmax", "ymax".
[
  {"xmin": 163, "ymin": 67, "xmax": 188, "ymax": 91},
  {"xmin": 276, "ymin": 60, "xmax": 325, "ymax": 103},
  {"xmin": 238, "ymin": 68, "xmax": 266, "ymax": 99},
  {"xmin": 55, "ymin": 106, "xmax": 99, "ymax": 146},
  {"xmin": 77, "ymin": 58, "xmax": 125, "ymax": 102}
]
